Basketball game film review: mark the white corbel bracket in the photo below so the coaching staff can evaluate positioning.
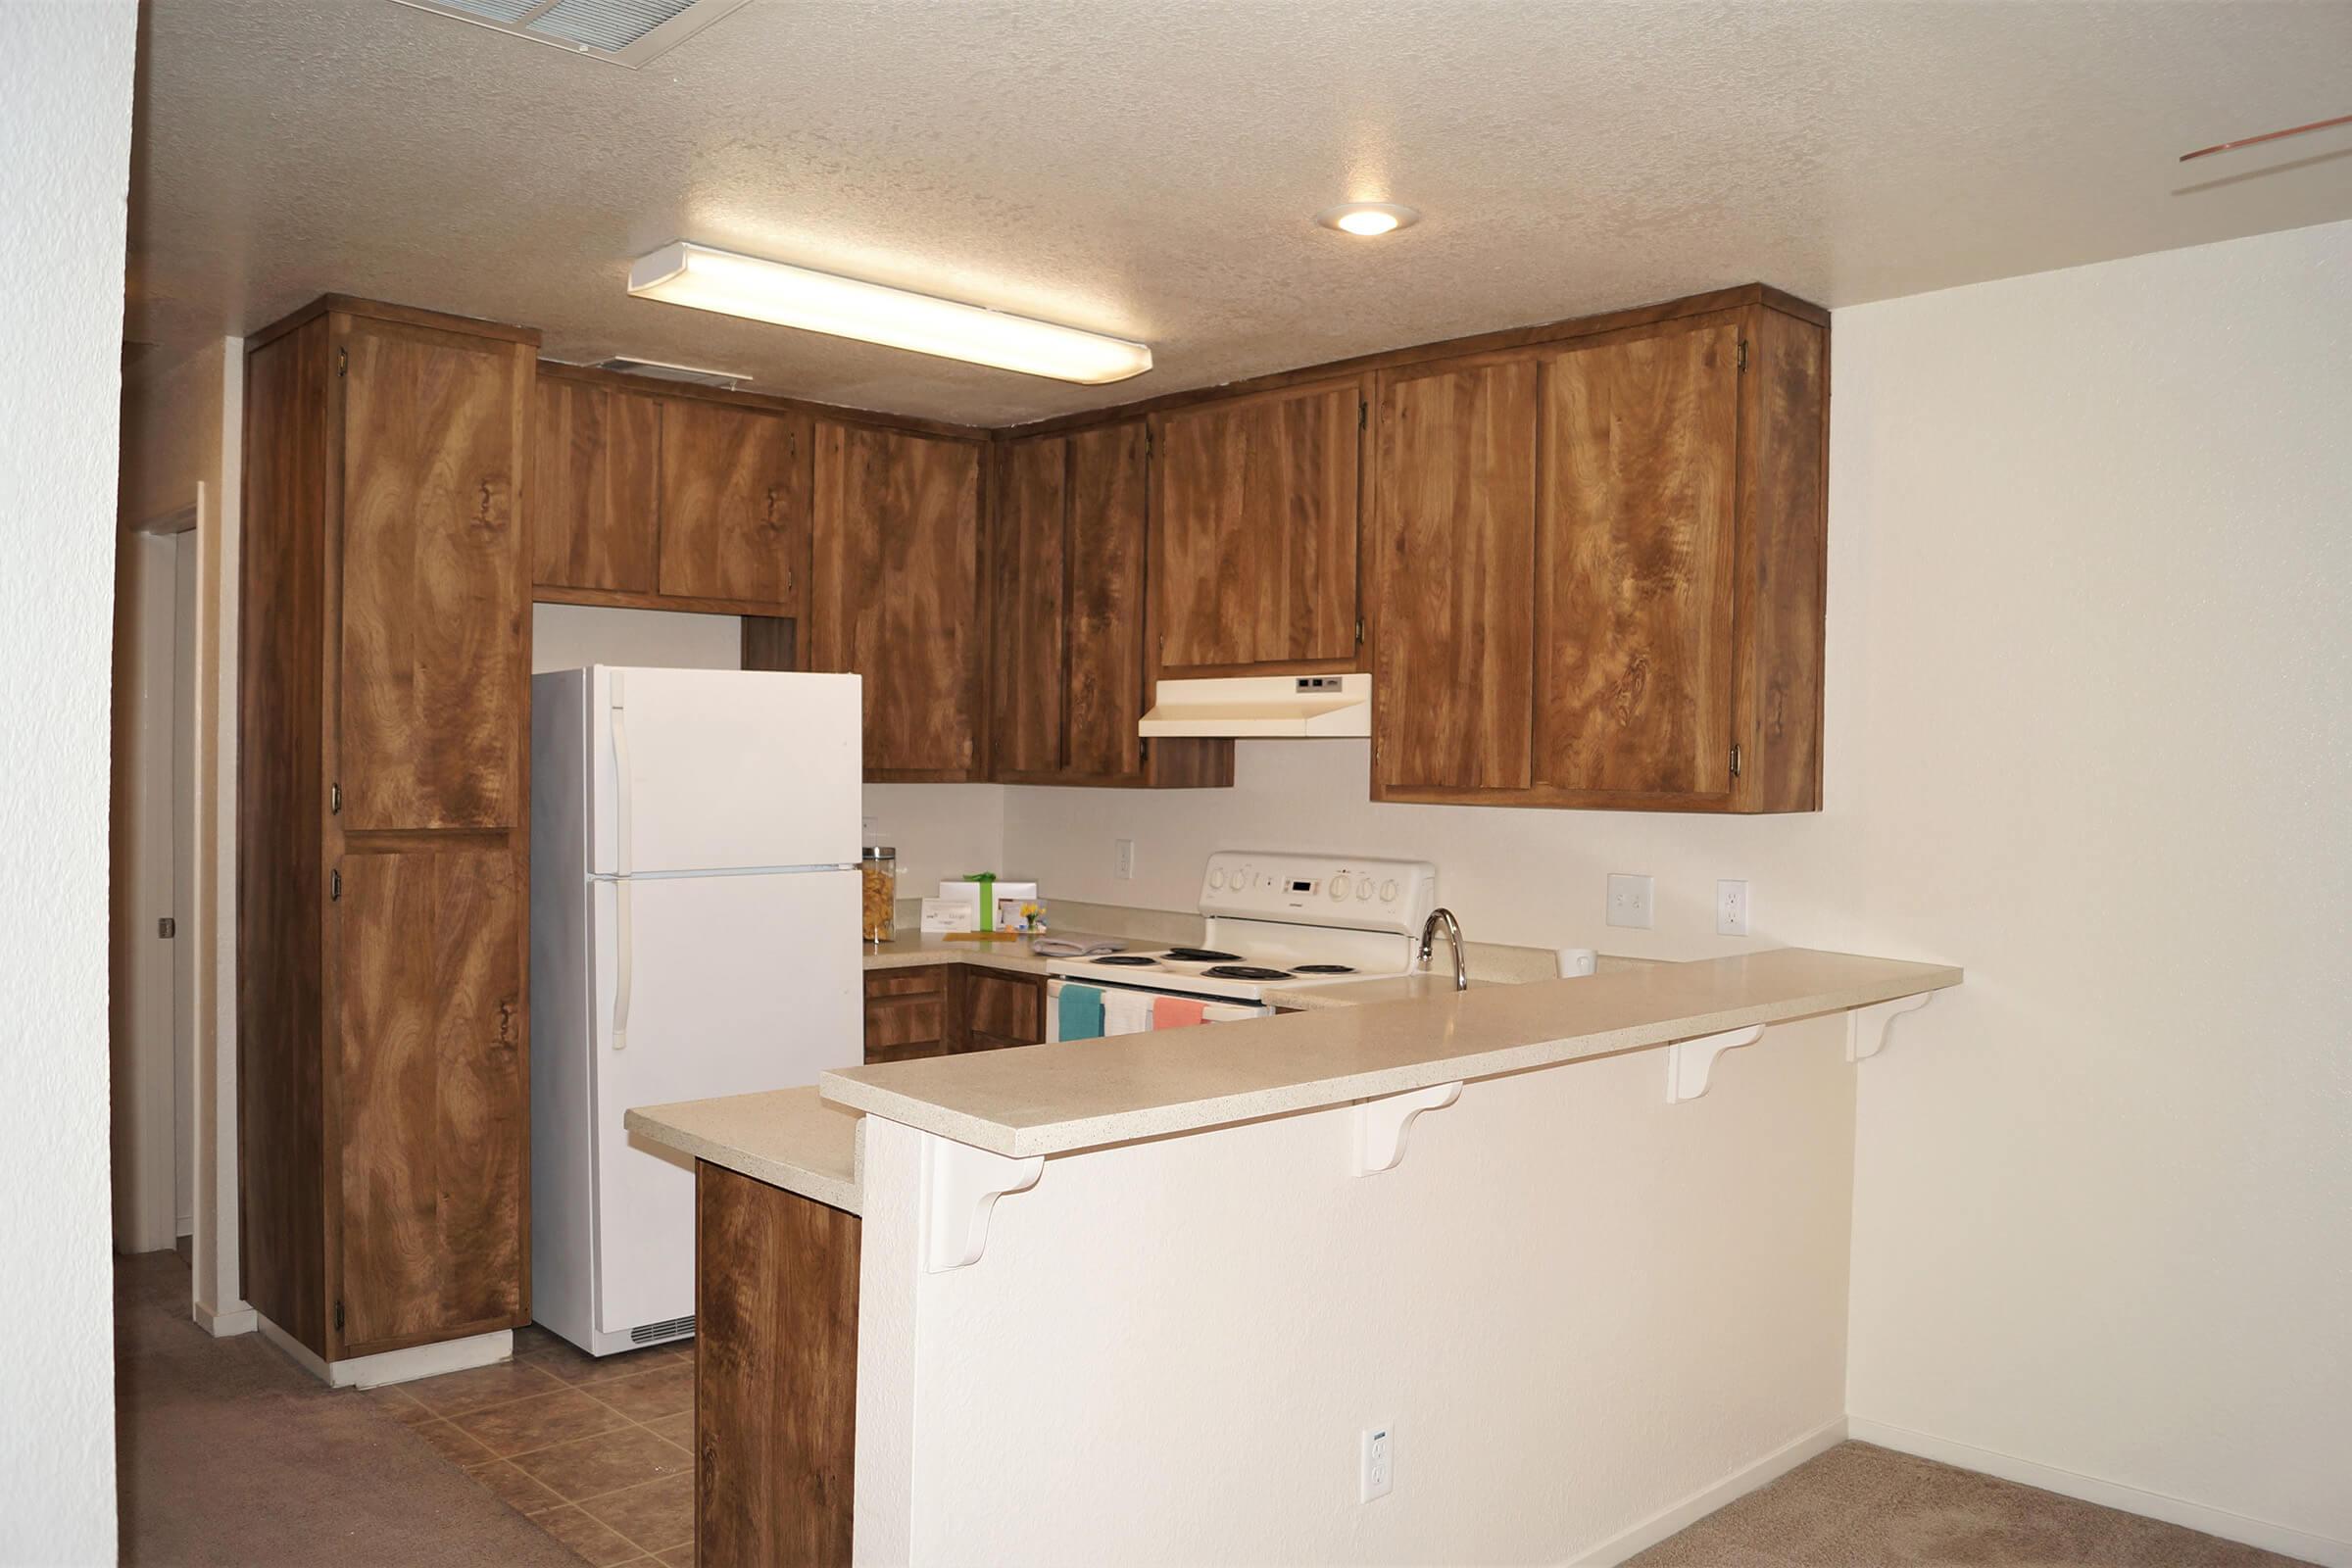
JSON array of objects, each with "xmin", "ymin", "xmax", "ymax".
[
  {"xmin": 1666, "ymin": 1024, "xmax": 1766, "ymax": 1103},
  {"xmin": 1355, "ymin": 1081, "xmax": 1463, "ymax": 1174},
  {"xmin": 920, "ymin": 1133, "xmax": 1044, "ymax": 1273},
  {"xmin": 1846, "ymin": 992, "xmax": 1934, "ymax": 1062}
]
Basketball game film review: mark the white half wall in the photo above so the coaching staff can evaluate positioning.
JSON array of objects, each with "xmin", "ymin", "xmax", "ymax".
[
  {"xmin": 0, "ymin": 0, "xmax": 142, "ymax": 1561},
  {"xmin": 1001, "ymin": 217, "xmax": 2352, "ymax": 1552},
  {"xmin": 864, "ymin": 1013, "xmax": 1857, "ymax": 1566}
]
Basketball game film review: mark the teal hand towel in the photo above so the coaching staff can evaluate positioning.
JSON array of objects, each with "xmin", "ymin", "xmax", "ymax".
[{"xmin": 1057, "ymin": 983, "xmax": 1104, "ymax": 1042}]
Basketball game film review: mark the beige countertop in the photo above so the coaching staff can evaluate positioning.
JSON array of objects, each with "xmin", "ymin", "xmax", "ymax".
[
  {"xmin": 625, "ymin": 1086, "xmax": 864, "ymax": 1214},
  {"xmin": 860, "ymin": 927, "xmax": 1167, "ymax": 976},
  {"xmin": 1261, "ymin": 974, "xmax": 1507, "ymax": 1009},
  {"xmin": 820, "ymin": 948, "xmax": 1963, "ymax": 1158}
]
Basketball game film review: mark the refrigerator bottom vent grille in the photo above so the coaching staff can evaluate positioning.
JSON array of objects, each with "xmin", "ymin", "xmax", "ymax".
[{"xmin": 630, "ymin": 1315, "xmax": 695, "ymax": 1345}]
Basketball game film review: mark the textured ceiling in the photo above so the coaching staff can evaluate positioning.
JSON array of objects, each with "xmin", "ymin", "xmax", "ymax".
[{"xmin": 127, "ymin": 0, "xmax": 2352, "ymax": 425}]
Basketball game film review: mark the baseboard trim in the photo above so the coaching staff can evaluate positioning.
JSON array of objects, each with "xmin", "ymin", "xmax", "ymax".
[
  {"xmin": 192, "ymin": 1298, "xmax": 257, "ymax": 1338},
  {"xmin": 1566, "ymin": 1417, "xmax": 1850, "ymax": 1567},
  {"xmin": 256, "ymin": 1313, "xmax": 514, "ymax": 1390},
  {"xmin": 1846, "ymin": 1417, "xmax": 2350, "ymax": 1568}
]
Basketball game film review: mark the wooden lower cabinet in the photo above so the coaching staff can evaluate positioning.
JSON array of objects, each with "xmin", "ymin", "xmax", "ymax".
[
  {"xmin": 696, "ymin": 1161, "xmax": 858, "ymax": 1568},
  {"xmin": 861, "ymin": 964, "xmax": 1049, "ymax": 1063}
]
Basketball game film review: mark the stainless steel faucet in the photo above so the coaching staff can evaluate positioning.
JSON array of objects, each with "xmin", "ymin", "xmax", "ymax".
[{"xmin": 1418, "ymin": 907, "xmax": 1467, "ymax": 992}]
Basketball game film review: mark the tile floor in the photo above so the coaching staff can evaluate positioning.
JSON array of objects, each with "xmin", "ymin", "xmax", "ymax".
[{"xmin": 365, "ymin": 1325, "xmax": 697, "ymax": 1566}]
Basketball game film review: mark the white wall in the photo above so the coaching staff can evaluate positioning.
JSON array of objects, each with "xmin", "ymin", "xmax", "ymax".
[
  {"xmin": 530, "ymin": 601, "xmax": 744, "ymax": 672},
  {"xmin": 0, "ymin": 1, "xmax": 142, "ymax": 1561},
  {"xmin": 864, "ymin": 1013, "xmax": 1858, "ymax": 1564},
  {"xmin": 1000, "ymin": 219, "xmax": 2352, "ymax": 1553}
]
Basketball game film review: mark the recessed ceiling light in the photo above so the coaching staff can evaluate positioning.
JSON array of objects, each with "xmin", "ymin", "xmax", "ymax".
[
  {"xmin": 626, "ymin": 242, "xmax": 1153, "ymax": 385},
  {"xmin": 1315, "ymin": 202, "xmax": 1421, "ymax": 237}
]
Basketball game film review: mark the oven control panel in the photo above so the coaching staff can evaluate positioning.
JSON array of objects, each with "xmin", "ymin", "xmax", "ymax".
[{"xmin": 1199, "ymin": 852, "xmax": 1438, "ymax": 934}]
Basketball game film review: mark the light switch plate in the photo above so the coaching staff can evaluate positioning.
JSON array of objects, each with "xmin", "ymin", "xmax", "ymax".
[
  {"xmin": 1716, "ymin": 879, "xmax": 1749, "ymax": 936},
  {"xmin": 1606, "ymin": 873, "xmax": 1655, "ymax": 930}
]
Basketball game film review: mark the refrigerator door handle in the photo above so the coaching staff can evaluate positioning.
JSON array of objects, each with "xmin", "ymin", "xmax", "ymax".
[
  {"xmin": 612, "ymin": 878, "xmax": 634, "ymax": 1051},
  {"xmin": 610, "ymin": 670, "xmax": 634, "ymax": 877}
]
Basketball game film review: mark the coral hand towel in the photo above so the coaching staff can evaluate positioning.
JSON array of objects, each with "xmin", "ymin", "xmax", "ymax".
[{"xmin": 1152, "ymin": 997, "xmax": 1207, "ymax": 1029}]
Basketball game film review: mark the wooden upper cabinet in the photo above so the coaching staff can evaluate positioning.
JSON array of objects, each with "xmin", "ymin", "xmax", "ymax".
[
  {"xmin": 1368, "ymin": 298, "xmax": 1826, "ymax": 812},
  {"xmin": 531, "ymin": 374, "xmax": 660, "ymax": 594},
  {"xmin": 809, "ymin": 421, "xmax": 986, "ymax": 779},
  {"xmin": 336, "ymin": 314, "xmax": 529, "ymax": 832},
  {"xmin": 1533, "ymin": 315, "xmax": 1740, "ymax": 801},
  {"xmin": 1152, "ymin": 377, "xmax": 1364, "ymax": 675},
  {"xmin": 658, "ymin": 398, "xmax": 811, "ymax": 610},
  {"xmin": 991, "ymin": 435, "xmax": 1068, "ymax": 778},
  {"xmin": 336, "ymin": 845, "xmax": 524, "ymax": 1354},
  {"xmin": 1371, "ymin": 353, "xmax": 1541, "ymax": 794}
]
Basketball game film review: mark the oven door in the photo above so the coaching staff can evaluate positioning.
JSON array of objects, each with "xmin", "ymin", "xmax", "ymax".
[{"xmin": 1045, "ymin": 977, "xmax": 1271, "ymax": 1042}]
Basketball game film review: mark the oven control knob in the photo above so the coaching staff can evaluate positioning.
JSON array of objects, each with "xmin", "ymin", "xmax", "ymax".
[
  {"xmin": 1356, "ymin": 878, "xmax": 1375, "ymax": 901},
  {"xmin": 1207, "ymin": 868, "xmax": 1226, "ymax": 890},
  {"xmin": 1379, "ymin": 878, "xmax": 1399, "ymax": 903},
  {"xmin": 1329, "ymin": 873, "xmax": 1351, "ymax": 901}
]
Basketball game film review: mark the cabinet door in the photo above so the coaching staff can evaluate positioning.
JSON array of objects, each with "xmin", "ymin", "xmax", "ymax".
[
  {"xmin": 531, "ymin": 375, "xmax": 660, "ymax": 593},
  {"xmin": 1534, "ymin": 316, "xmax": 1740, "ymax": 800},
  {"xmin": 337, "ymin": 316, "xmax": 527, "ymax": 832},
  {"xmin": 962, "ymin": 970, "xmax": 1045, "ymax": 1053},
  {"xmin": 1372, "ymin": 354, "xmax": 1540, "ymax": 793},
  {"xmin": 810, "ymin": 423, "xmax": 985, "ymax": 779},
  {"xmin": 1152, "ymin": 378, "xmax": 1362, "ymax": 673},
  {"xmin": 1064, "ymin": 421, "xmax": 1152, "ymax": 782},
  {"xmin": 863, "ymin": 967, "xmax": 953, "ymax": 1063},
  {"xmin": 335, "ymin": 847, "xmax": 524, "ymax": 1354},
  {"xmin": 658, "ymin": 399, "xmax": 810, "ymax": 609},
  {"xmin": 990, "ymin": 435, "xmax": 1068, "ymax": 778}
]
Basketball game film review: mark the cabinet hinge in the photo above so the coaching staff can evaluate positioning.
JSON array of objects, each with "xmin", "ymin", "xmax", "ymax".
[
  {"xmin": 1729, "ymin": 744, "xmax": 1742, "ymax": 779},
  {"xmin": 328, "ymin": 781, "xmax": 341, "ymax": 815},
  {"xmin": 333, "ymin": 1299, "xmax": 345, "ymax": 1334},
  {"xmin": 1736, "ymin": 339, "xmax": 1748, "ymax": 373},
  {"xmin": 1355, "ymin": 617, "xmax": 1365, "ymax": 644},
  {"xmin": 1138, "ymin": 738, "xmax": 1150, "ymax": 763},
  {"xmin": 329, "ymin": 868, "xmax": 342, "ymax": 903},
  {"xmin": 157, "ymin": 917, "xmax": 175, "ymax": 940},
  {"xmin": 336, "ymin": 346, "xmax": 348, "ymax": 378},
  {"xmin": 1358, "ymin": 401, "xmax": 1368, "ymax": 430}
]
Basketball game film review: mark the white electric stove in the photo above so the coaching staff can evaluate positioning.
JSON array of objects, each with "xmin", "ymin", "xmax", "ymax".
[{"xmin": 1047, "ymin": 853, "xmax": 1440, "ymax": 1022}]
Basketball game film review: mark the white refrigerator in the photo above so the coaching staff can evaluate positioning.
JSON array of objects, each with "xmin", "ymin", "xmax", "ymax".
[{"xmin": 531, "ymin": 665, "xmax": 862, "ymax": 1355}]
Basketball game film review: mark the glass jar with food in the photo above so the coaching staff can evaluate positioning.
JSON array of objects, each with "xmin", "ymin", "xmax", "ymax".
[{"xmin": 859, "ymin": 846, "xmax": 897, "ymax": 945}]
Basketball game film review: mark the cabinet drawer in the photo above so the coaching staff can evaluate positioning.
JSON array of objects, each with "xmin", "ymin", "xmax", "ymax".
[{"xmin": 865, "ymin": 966, "xmax": 950, "ymax": 999}]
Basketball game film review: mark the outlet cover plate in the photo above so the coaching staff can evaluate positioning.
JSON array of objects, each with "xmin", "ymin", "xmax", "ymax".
[
  {"xmin": 1716, "ymin": 879, "xmax": 1749, "ymax": 936},
  {"xmin": 1606, "ymin": 873, "xmax": 1655, "ymax": 930}
]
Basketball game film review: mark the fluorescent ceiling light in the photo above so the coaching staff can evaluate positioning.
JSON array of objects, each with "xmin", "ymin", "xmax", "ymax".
[
  {"xmin": 627, "ymin": 242, "xmax": 1152, "ymax": 385},
  {"xmin": 1315, "ymin": 202, "xmax": 1422, "ymax": 237}
]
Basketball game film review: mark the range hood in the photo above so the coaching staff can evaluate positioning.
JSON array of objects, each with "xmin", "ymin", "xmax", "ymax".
[{"xmin": 1138, "ymin": 674, "xmax": 1371, "ymax": 739}]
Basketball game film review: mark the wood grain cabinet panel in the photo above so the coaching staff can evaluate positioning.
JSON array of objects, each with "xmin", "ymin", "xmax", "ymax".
[
  {"xmin": 1371, "ymin": 354, "xmax": 1541, "ymax": 792},
  {"xmin": 696, "ymin": 1162, "xmax": 858, "ymax": 1568},
  {"xmin": 992, "ymin": 421, "xmax": 1231, "ymax": 788},
  {"xmin": 961, "ymin": 969, "xmax": 1044, "ymax": 1054},
  {"xmin": 337, "ymin": 316, "xmax": 529, "ymax": 832},
  {"xmin": 990, "ymin": 436, "xmax": 1067, "ymax": 777},
  {"xmin": 239, "ymin": 296, "xmax": 535, "ymax": 1369},
  {"xmin": 531, "ymin": 374, "xmax": 660, "ymax": 593},
  {"xmin": 659, "ymin": 398, "xmax": 810, "ymax": 610},
  {"xmin": 1152, "ymin": 378, "xmax": 1363, "ymax": 675},
  {"xmin": 1533, "ymin": 315, "xmax": 1740, "ymax": 800},
  {"xmin": 336, "ymin": 847, "xmax": 525, "ymax": 1354},
  {"xmin": 809, "ymin": 422, "xmax": 986, "ymax": 780}
]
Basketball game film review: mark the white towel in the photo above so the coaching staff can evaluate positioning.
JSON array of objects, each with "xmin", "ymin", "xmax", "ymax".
[{"xmin": 1102, "ymin": 989, "xmax": 1155, "ymax": 1036}]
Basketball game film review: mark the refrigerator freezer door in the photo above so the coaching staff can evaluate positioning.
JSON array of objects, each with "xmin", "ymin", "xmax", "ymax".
[
  {"xmin": 587, "ymin": 867, "xmax": 860, "ymax": 1339},
  {"xmin": 588, "ymin": 666, "xmax": 861, "ymax": 875}
]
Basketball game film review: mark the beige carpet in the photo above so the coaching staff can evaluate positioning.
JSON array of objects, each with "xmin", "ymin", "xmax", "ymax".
[
  {"xmin": 1630, "ymin": 1441, "xmax": 2313, "ymax": 1568},
  {"xmin": 114, "ymin": 1251, "xmax": 580, "ymax": 1567}
]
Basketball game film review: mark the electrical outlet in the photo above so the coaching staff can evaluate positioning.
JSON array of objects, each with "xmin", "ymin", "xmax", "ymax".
[
  {"xmin": 1114, "ymin": 838, "xmax": 1137, "ymax": 881},
  {"xmin": 1359, "ymin": 1424, "xmax": 1394, "ymax": 1501},
  {"xmin": 1606, "ymin": 873, "xmax": 1654, "ymax": 930},
  {"xmin": 1716, "ymin": 879, "xmax": 1749, "ymax": 936}
]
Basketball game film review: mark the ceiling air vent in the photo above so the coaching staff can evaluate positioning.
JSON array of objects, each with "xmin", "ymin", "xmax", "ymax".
[
  {"xmin": 586, "ymin": 356, "xmax": 753, "ymax": 391},
  {"xmin": 389, "ymin": 0, "xmax": 754, "ymax": 69}
]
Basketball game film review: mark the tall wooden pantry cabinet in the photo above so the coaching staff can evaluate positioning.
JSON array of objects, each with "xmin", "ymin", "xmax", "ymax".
[{"xmin": 238, "ymin": 296, "xmax": 536, "ymax": 1370}]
